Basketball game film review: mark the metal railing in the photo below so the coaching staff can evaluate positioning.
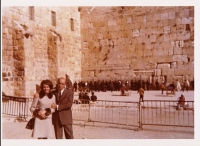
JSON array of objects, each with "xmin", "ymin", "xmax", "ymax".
[
  {"xmin": 2, "ymin": 95, "xmax": 33, "ymax": 121},
  {"xmin": 140, "ymin": 100, "xmax": 194, "ymax": 127},
  {"xmin": 72, "ymin": 100, "xmax": 139, "ymax": 127},
  {"xmin": 2, "ymin": 95, "xmax": 194, "ymax": 129}
]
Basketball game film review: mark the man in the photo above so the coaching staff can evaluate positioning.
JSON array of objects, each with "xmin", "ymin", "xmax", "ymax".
[
  {"xmin": 90, "ymin": 92, "xmax": 97, "ymax": 102},
  {"xmin": 138, "ymin": 87, "xmax": 145, "ymax": 102},
  {"xmin": 160, "ymin": 81, "xmax": 165, "ymax": 94},
  {"xmin": 52, "ymin": 77, "xmax": 74, "ymax": 139},
  {"xmin": 82, "ymin": 92, "xmax": 90, "ymax": 104},
  {"xmin": 170, "ymin": 82, "xmax": 176, "ymax": 93},
  {"xmin": 176, "ymin": 94, "xmax": 188, "ymax": 110}
]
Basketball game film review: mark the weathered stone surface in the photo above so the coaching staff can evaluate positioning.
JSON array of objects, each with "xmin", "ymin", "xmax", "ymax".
[
  {"xmin": 171, "ymin": 62, "xmax": 177, "ymax": 69},
  {"xmin": 161, "ymin": 69, "xmax": 174, "ymax": 76},
  {"xmin": 2, "ymin": 6, "xmax": 81, "ymax": 96},
  {"xmin": 155, "ymin": 69, "xmax": 161, "ymax": 76},
  {"xmin": 2, "ymin": 6, "xmax": 194, "ymax": 96},
  {"xmin": 173, "ymin": 55, "xmax": 188, "ymax": 62},
  {"xmin": 173, "ymin": 47, "xmax": 183, "ymax": 55},
  {"xmin": 157, "ymin": 64, "xmax": 170, "ymax": 69},
  {"xmin": 174, "ymin": 69, "xmax": 193, "ymax": 76}
]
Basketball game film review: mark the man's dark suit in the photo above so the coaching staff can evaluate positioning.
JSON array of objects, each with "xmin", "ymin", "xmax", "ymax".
[{"xmin": 52, "ymin": 88, "xmax": 74, "ymax": 139}]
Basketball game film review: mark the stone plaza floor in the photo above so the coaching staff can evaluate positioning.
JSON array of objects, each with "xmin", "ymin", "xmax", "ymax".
[{"xmin": 2, "ymin": 90, "xmax": 195, "ymax": 141}]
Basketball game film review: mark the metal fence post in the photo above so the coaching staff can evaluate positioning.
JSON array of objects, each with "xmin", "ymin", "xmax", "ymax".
[
  {"xmin": 136, "ymin": 101, "xmax": 143, "ymax": 131},
  {"xmin": 84, "ymin": 102, "xmax": 94, "ymax": 127}
]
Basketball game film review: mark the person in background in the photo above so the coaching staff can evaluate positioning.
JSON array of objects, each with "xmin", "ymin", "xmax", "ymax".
[
  {"xmin": 183, "ymin": 79, "xmax": 190, "ymax": 92},
  {"xmin": 30, "ymin": 79, "xmax": 56, "ymax": 139},
  {"xmin": 73, "ymin": 81, "xmax": 78, "ymax": 92},
  {"xmin": 171, "ymin": 82, "xmax": 176, "ymax": 93},
  {"xmin": 83, "ymin": 92, "xmax": 90, "ymax": 104},
  {"xmin": 160, "ymin": 81, "xmax": 165, "ymax": 95},
  {"xmin": 138, "ymin": 87, "xmax": 145, "ymax": 102},
  {"xmin": 176, "ymin": 79, "xmax": 181, "ymax": 91},
  {"xmin": 176, "ymin": 94, "xmax": 188, "ymax": 110},
  {"xmin": 90, "ymin": 92, "xmax": 97, "ymax": 102}
]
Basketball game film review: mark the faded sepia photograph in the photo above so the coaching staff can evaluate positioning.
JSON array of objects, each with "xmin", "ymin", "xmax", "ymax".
[{"xmin": 1, "ymin": 0, "xmax": 198, "ymax": 145}]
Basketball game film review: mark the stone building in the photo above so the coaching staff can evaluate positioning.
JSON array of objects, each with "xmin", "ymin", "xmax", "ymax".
[
  {"xmin": 2, "ymin": 7, "xmax": 81, "ymax": 96},
  {"xmin": 80, "ymin": 6, "xmax": 194, "ymax": 84},
  {"xmin": 2, "ymin": 6, "xmax": 194, "ymax": 96}
]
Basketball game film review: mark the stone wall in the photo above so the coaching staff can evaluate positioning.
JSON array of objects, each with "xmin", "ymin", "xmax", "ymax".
[
  {"xmin": 80, "ymin": 6, "xmax": 194, "ymax": 84},
  {"xmin": 2, "ymin": 6, "xmax": 82, "ymax": 96}
]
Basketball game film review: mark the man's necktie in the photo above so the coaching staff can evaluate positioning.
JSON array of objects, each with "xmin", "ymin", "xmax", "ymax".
[{"xmin": 59, "ymin": 91, "xmax": 62, "ymax": 101}]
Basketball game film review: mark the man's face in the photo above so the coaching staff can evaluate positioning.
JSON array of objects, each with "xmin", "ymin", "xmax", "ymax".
[{"xmin": 57, "ymin": 78, "xmax": 66, "ymax": 91}]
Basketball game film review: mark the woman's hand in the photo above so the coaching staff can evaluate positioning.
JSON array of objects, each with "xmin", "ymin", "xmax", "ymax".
[
  {"xmin": 38, "ymin": 110, "xmax": 46, "ymax": 119},
  {"xmin": 51, "ymin": 103, "xmax": 57, "ymax": 109}
]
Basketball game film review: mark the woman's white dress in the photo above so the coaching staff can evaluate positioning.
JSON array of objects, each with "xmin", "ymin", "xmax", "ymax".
[{"xmin": 30, "ymin": 95, "xmax": 56, "ymax": 139}]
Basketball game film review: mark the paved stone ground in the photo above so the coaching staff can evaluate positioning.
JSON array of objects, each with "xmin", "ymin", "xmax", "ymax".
[
  {"xmin": 2, "ymin": 115, "xmax": 194, "ymax": 139},
  {"xmin": 2, "ymin": 91, "xmax": 194, "ymax": 140}
]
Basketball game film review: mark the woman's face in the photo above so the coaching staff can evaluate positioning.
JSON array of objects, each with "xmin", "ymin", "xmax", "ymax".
[{"xmin": 42, "ymin": 84, "xmax": 50, "ymax": 94}]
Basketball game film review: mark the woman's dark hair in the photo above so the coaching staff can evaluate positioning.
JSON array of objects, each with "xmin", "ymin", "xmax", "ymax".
[{"xmin": 39, "ymin": 79, "xmax": 53, "ymax": 99}]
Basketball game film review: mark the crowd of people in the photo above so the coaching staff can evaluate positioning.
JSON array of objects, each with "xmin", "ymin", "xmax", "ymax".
[
  {"xmin": 74, "ymin": 91, "xmax": 97, "ymax": 104},
  {"xmin": 73, "ymin": 79, "xmax": 194, "ymax": 93}
]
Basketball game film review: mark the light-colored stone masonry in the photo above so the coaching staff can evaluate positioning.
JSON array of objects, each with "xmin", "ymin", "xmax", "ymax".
[
  {"xmin": 80, "ymin": 6, "xmax": 194, "ymax": 83},
  {"xmin": 2, "ymin": 7, "xmax": 81, "ymax": 96},
  {"xmin": 2, "ymin": 6, "xmax": 194, "ymax": 96}
]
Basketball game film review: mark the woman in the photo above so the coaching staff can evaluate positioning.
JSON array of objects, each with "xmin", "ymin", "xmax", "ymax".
[
  {"xmin": 30, "ymin": 79, "xmax": 56, "ymax": 139},
  {"xmin": 176, "ymin": 79, "xmax": 181, "ymax": 91}
]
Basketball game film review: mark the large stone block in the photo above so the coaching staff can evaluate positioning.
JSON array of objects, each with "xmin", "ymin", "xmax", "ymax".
[
  {"xmin": 152, "ymin": 55, "xmax": 173, "ymax": 63},
  {"xmin": 144, "ymin": 60, "xmax": 157, "ymax": 69},
  {"xmin": 136, "ymin": 36, "xmax": 145, "ymax": 44},
  {"xmin": 173, "ymin": 55, "xmax": 188, "ymax": 62},
  {"xmin": 156, "ymin": 34, "xmax": 164, "ymax": 42},
  {"xmin": 108, "ymin": 20, "xmax": 116, "ymax": 26},
  {"xmin": 152, "ymin": 47, "xmax": 163, "ymax": 56},
  {"xmin": 152, "ymin": 28, "xmax": 163, "ymax": 35},
  {"xmin": 145, "ymin": 27, "xmax": 153, "ymax": 35},
  {"xmin": 145, "ymin": 44, "xmax": 153, "ymax": 50},
  {"xmin": 163, "ymin": 26, "xmax": 170, "ymax": 34},
  {"xmin": 162, "ymin": 19, "xmax": 169, "ymax": 26},
  {"xmin": 182, "ymin": 47, "xmax": 194, "ymax": 55},
  {"xmin": 168, "ymin": 12, "xmax": 176, "ymax": 19},
  {"xmin": 153, "ymin": 13, "xmax": 160, "ymax": 20},
  {"xmin": 130, "ymin": 59, "xmax": 146, "ymax": 70},
  {"xmin": 155, "ymin": 69, "xmax": 161, "ymax": 76},
  {"xmin": 163, "ymin": 34, "xmax": 170, "ymax": 42},
  {"xmin": 189, "ymin": 9, "xmax": 194, "ymax": 17},
  {"xmin": 161, "ymin": 13, "xmax": 168, "ymax": 20},
  {"xmin": 146, "ymin": 21, "xmax": 157, "ymax": 28},
  {"xmin": 135, "ymin": 44, "xmax": 145, "ymax": 50},
  {"xmin": 183, "ymin": 61, "xmax": 194, "ymax": 69},
  {"xmin": 174, "ymin": 68, "xmax": 193, "ymax": 76},
  {"xmin": 161, "ymin": 68, "xmax": 174, "ymax": 76},
  {"xmin": 132, "ymin": 29, "xmax": 140, "ymax": 37},
  {"xmin": 181, "ymin": 9, "xmax": 190, "ymax": 18},
  {"xmin": 173, "ymin": 47, "xmax": 182, "ymax": 55},
  {"xmin": 137, "ymin": 16, "xmax": 145, "ymax": 23},
  {"xmin": 157, "ymin": 63, "xmax": 170, "ymax": 69},
  {"xmin": 171, "ymin": 62, "xmax": 177, "ymax": 69},
  {"xmin": 182, "ymin": 17, "xmax": 193, "ymax": 24},
  {"xmin": 177, "ymin": 32, "xmax": 187, "ymax": 40},
  {"xmin": 150, "ymin": 35, "xmax": 156, "ymax": 43}
]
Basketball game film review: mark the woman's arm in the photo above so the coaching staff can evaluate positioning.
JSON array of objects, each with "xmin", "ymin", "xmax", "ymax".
[
  {"xmin": 30, "ymin": 93, "xmax": 39, "ymax": 113},
  {"xmin": 45, "ymin": 95, "xmax": 56, "ymax": 116}
]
